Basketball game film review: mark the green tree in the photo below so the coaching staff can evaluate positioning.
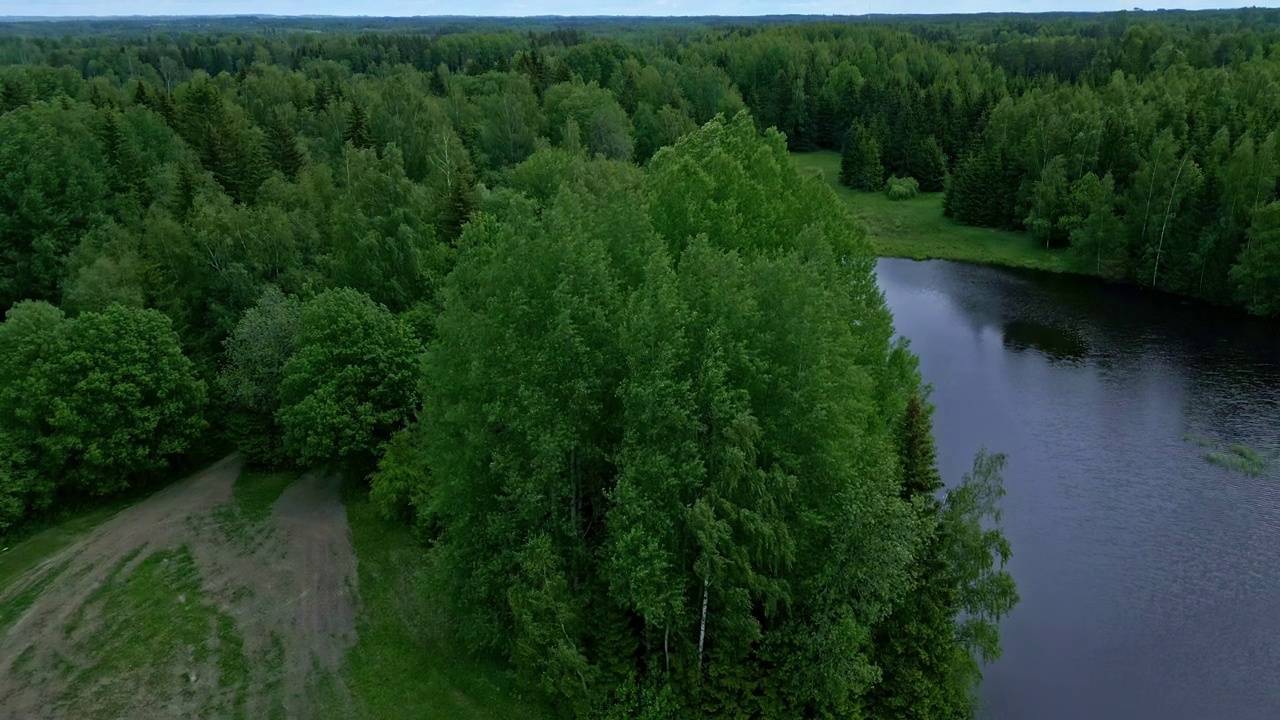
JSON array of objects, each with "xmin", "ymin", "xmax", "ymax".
[
  {"xmin": 43, "ymin": 304, "xmax": 207, "ymax": 495},
  {"xmin": 384, "ymin": 114, "xmax": 947, "ymax": 718},
  {"xmin": 265, "ymin": 107, "xmax": 306, "ymax": 179},
  {"xmin": 473, "ymin": 74, "xmax": 539, "ymax": 170},
  {"xmin": 941, "ymin": 450, "xmax": 1019, "ymax": 675},
  {"xmin": 1027, "ymin": 155, "xmax": 1073, "ymax": 249},
  {"xmin": 886, "ymin": 175, "xmax": 922, "ymax": 201},
  {"xmin": 172, "ymin": 73, "xmax": 267, "ymax": 204},
  {"xmin": 1229, "ymin": 200, "xmax": 1280, "ymax": 316},
  {"xmin": 632, "ymin": 103, "xmax": 696, "ymax": 165},
  {"xmin": 276, "ymin": 288, "xmax": 422, "ymax": 470},
  {"xmin": 424, "ymin": 128, "xmax": 480, "ymax": 244},
  {"xmin": 217, "ymin": 286, "xmax": 300, "ymax": 467},
  {"xmin": 1, "ymin": 303, "xmax": 206, "ymax": 514},
  {"xmin": 0, "ymin": 301, "xmax": 68, "ymax": 532},
  {"xmin": 544, "ymin": 81, "xmax": 634, "ymax": 161},
  {"xmin": 839, "ymin": 122, "xmax": 884, "ymax": 191},
  {"xmin": 867, "ymin": 395, "xmax": 970, "ymax": 720},
  {"xmin": 909, "ymin": 135, "xmax": 948, "ymax": 193},
  {"xmin": 342, "ymin": 102, "xmax": 374, "ymax": 150},
  {"xmin": 0, "ymin": 101, "xmax": 111, "ymax": 309},
  {"xmin": 1068, "ymin": 172, "xmax": 1127, "ymax": 278},
  {"xmin": 945, "ymin": 146, "xmax": 1022, "ymax": 229},
  {"xmin": 322, "ymin": 144, "xmax": 450, "ymax": 310},
  {"xmin": 61, "ymin": 221, "xmax": 156, "ymax": 314}
]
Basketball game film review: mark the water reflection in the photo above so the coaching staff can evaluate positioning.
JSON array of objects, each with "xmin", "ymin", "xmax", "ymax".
[
  {"xmin": 1001, "ymin": 319, "xmax": 1089, "ymax": 362},
  {"xmin": 876, "ymin": 258, "xmax": 1280, "ymax": 720}
]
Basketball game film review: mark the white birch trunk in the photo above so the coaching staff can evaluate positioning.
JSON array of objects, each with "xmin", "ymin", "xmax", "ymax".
[
  {"xmin": 697, "ymin": 579, "xmax": 709, "ymax": 671},
  {"xmin": 1153, "ymin": 153, "xmax": 1190, "ymax": 288}
]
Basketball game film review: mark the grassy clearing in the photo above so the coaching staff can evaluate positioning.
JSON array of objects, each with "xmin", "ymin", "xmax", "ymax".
[
  {"xmin": 5, "ymin": 463, "xmax": 540, "ymax": 719},
  {"xmin": 792, "ymin": 150, "xmax": 1080, "ymax": 274},
  {"xmin": 328, "ymin": 483, "xmax": 546, "ymax": 720},
  {"xmin": 233, "ymin": 471, "xmax": 299, "ymax": 521},
  {"xmin": 63, "ymin": 547, "xmax": 144, "ymax": 638},
  {"xmin": 210, "ymin": 470, "xmax": 300, "ymax": 546},
  {"xmin": 0, "ymin": 503, "xmax": 125, "ymax": 593},
  {"xmin": 0, "ymin": 558, "xmax": 72, "ymax": 632},
  {"xmin": 61, "ymin": 545, "xmax": 249, "ymax": 720}
]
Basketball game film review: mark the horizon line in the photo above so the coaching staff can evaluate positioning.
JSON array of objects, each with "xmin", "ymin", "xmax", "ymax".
[{"xmin": 0, "ymin": 7, "xmax": 1255, "ymax": 20}]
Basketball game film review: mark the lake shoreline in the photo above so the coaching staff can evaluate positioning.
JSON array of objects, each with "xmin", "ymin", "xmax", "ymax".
[
  {"xmin": 878, "ymin": 257, "xmax": 1280, "ymax": 720},
  {"xmin": 785, "ymin": 152, "xmax": 1263, "ymax": 321}
]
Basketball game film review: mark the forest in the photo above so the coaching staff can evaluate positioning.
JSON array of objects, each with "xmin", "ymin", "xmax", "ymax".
[{"xmin": 2, "ymin": 8, "xmax": 1276, "ymax": 718}]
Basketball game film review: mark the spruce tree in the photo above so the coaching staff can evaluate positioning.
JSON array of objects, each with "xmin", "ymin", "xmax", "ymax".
[
  {"xmin": 839, "ymin": 122, "xmax": 884, "ymax": 191},
  {"xmin": 266, "ymin": 110, "xmax": 305, "ymax": 179},
  {"xmin": 0, "ymin": 74, "xmax": 32, "ymax": 113},
  {"xmin": 131, "ymin": 79, "xmax": 151, "ymax": 108},
  {"xmin": 866, "ymin": 394, "xmax": 968, "ymax": 720},
  {"xmin": 911, "ymin": 135, "xmax": 947, "ymax": 193},
  {"xmin": 343, "ymin": 103, "xmax": 373, "ymax": 150}
]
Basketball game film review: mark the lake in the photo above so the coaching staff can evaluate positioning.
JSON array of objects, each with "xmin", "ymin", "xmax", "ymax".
[{"xmin": 876, "ymin": 258, "xmax": 1280, "ymax": 720}]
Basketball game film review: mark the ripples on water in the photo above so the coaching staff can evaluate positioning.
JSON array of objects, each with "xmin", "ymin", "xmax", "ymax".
[{"xmin": 876, "ymin": 259, "xmax": 1280, "ymax": 720}]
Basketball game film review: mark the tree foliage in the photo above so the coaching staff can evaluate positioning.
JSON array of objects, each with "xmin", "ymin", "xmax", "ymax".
[
  {"xmin": 216, "ymin": 285, "xmax": 300, "ymax": 467},
  {"xmin": 840, "ymin": 122, "xmax": 884, "ymax": 191},
  {"xmin": 276, "ymin": 288, "xmax": 422, "ymax": 470},
  {"xmin": 374, "ymin": 114, "xmax": 1016, "ymax": 717},
  {"xmin": 0, "ymin": 302, "xmax": 205, "ymax": 532}
]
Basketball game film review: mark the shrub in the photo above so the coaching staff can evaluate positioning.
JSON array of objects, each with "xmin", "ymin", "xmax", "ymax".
[{"xmin": 885, "ymin": 175, "xmax": 921, "ymax": 201}]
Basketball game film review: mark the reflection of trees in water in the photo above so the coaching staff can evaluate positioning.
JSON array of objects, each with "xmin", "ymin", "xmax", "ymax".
[
  {"xmin": 879, "ymin": 257, "xmax": 1280, "ymax": 454},
  {"xmin": 1001, "ymin": 319, "xmax": 1089, "ymax": 363},
  {"xmin": 880, "ymin": 257, "xmax": 1280, "ymax": 370}
]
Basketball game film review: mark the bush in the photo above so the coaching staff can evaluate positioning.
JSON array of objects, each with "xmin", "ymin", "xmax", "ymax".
[{"xmin": 885, "ymin": 175, "xmax": 921, "ymax": 201}]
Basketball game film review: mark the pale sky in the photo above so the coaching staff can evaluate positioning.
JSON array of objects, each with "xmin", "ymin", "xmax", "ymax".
[{"xmin": 0, "ymin": 0, "xmax": 1259, "ymax": 18}]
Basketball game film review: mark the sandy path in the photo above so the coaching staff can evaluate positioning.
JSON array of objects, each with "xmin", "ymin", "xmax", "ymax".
[{"xmin": 0, "ymin": 456, "xmax": 360, "ymax": 719}]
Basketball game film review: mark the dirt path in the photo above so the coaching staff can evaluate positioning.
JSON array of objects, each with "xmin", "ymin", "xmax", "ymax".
[{"xmin": 0, "ymin": 456, "xmax": 360, "ymax": 719}]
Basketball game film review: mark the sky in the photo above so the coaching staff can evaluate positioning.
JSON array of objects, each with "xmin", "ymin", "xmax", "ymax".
[{"xmin": 0, "ymin": 0, "xmax": 1257, "ymax": 18}]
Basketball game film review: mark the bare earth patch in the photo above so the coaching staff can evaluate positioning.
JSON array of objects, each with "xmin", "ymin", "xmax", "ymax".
[{"xmin": 0, "ymin": 456, "xmax": 359, "ymax": 720}]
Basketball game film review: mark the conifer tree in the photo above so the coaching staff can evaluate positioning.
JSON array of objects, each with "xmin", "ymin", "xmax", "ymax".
[
  {"xmin": 266, "ymin": 109, "xmax": 305, "ymax": 179},
  {"xmin": 343, "ymin": 103, "xmax": 373, "ymax": 150},
  {"xmin": 840, "ymin": 122, "xmax": 884, "ymax": 191}
]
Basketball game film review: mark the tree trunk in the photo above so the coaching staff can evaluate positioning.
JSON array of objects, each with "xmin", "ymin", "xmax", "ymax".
[
  {"xmin": 697, "ymin": 579, "xmax": 709, "ymax": 672},
  {"xmin": 1096, "ymin": 208, "xmax": 1103, "ymax": 276},
  {"xmin": 1140, "ymin": 149, "xmax": 1160, "ymax": 245},
  {"xmin": 665, "ymin": 627, "xmax": 671, "ymax": 674},
  {"xmin": 570, "ymin": 448, "xmax": 579, "ymax": 592},
  {"xmin": 1152, "ymin": 153, "xmax": 1190, "ymax": 288}
]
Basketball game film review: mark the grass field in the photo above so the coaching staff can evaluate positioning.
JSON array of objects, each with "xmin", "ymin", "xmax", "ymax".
[
  {"xmin": 58, "ymin": 545, "xmax": 252, "ymax": 720},
  {"xmin": 0, "ymin": 503, "xmax": 127, "ymax": 593},
  {"xmin": 0, "ymin": 461, "xmax": 539, "ymax": 720},
  {"xmin": 331, "ymin": 484, "xmax": 545, "ymax": 720},
  {"xmin": 792, "ymin": 150, "xmax": 1082, "ymax": 274}
]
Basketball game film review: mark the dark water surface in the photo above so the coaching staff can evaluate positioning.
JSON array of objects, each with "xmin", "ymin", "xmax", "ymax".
[{"xmin": 876, "ymin": 258, "xmax": 1280, "ymax": 720}]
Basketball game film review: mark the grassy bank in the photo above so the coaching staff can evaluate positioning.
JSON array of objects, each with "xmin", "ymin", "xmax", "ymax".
[
  {"xmin": 331, "ymin": 484, "xmax": 544, "ymax": 720},
  {"xmin": 792, "ymin": 151, "xmax": 1081, "ymax": 274}
]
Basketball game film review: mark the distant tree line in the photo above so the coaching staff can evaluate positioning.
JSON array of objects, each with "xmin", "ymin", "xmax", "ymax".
[
  {"xmin": 3, "ymin": 11, "xmax": 1279, "ymax": 318},
  {"xmin": 665, "ymin": 15, "xmax": 1280, "ymax": 313}
]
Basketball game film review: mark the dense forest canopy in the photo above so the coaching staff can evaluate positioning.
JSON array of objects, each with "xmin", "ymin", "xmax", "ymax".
[
  {"xmin": 5, "ymin": 7, "xmax": 1277, "ymax": 717},
  {"xmin": 2, "ymin": 8, "xmax": 1280, "ymax": 315}
]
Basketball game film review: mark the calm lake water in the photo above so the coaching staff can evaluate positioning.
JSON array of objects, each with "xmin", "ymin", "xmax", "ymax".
[{"xmin": 876, "ymin": 258, "xmax": 1280, "ymax": 720}]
